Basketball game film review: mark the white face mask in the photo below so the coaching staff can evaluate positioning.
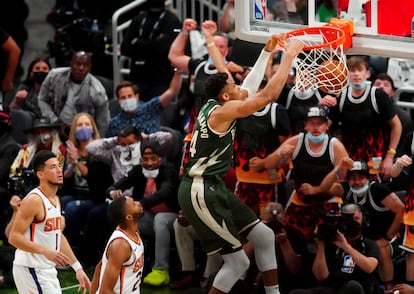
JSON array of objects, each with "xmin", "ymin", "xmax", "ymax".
[
  {"xmin": 142, "ymin": 167, "xmax": 159, "ymax": 179},
  {"xmin": 120, "ymin": 98, "xmax": 138, "ymax": 112},
  {"xmin": 120, "ymin": 142, "xmax": 141, "ymax": 166},
  {"xmin": 350, "ymin": 183, "xmax": 369, "ymax": 195}
]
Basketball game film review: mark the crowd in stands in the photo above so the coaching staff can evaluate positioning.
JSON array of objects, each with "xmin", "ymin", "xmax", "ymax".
[{"xmin": 1, "ymin": 1, "xmax": 414, "ymax": 294}]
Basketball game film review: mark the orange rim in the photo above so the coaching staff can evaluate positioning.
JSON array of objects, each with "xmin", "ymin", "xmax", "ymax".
[{"xmin": 278, "ymin": 26, "xmax": 346, "ymax": 50}]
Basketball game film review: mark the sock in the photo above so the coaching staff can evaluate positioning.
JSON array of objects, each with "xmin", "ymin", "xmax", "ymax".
[{"xmin": 264, "ymin": 284, "xmax": 280, "ymax": 294}]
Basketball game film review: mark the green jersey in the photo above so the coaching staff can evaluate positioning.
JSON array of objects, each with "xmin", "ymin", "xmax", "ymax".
[{"xmin": 184, "ymin": 99, "xmax": 236, "ymax": 178}]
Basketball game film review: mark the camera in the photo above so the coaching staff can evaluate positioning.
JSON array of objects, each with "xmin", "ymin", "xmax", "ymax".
[
  {"xmin": 8, "ymin": 168, "xmax": 38, "ymax": 197},
  {"xmin": 316, "ymin": 211, "xmax": 360, "ymax": 243}
]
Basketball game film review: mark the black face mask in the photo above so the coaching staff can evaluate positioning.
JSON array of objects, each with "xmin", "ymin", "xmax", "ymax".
[
  {"xmin": 33, "ymin": 71, "xmax": 48, "ymax": 84},
  {"xmin": 0, "ymin": 122, "xmax": 11, "ymax": 136}
]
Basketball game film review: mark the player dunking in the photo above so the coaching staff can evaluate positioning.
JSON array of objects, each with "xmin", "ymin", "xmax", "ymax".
[
  {"xmin": 178, "ymin": 35, "xmax": 304, "ymax": 294},
  {"xmin": 8, "ymin": 150, "xmax": 91, "ymax": 293},
  {"xmin": 91, "ymin": 196, "xmax": 145, "ymax": 293}
]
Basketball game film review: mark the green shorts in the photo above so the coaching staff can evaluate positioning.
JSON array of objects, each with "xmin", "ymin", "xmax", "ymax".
[{"xmin": 178, "ymin": 176, "xmax": 259, "ymax": 254}]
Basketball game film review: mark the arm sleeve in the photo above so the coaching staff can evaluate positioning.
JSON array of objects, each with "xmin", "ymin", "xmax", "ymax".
[
  {"xmin": 241, "ymin": 49, "xmax": 271, "ymax": 96},
  {"xmin": 86, "ymin": 137, "xmax": 118, "ymax": 160}
]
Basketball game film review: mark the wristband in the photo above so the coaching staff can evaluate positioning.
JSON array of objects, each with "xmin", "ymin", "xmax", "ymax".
[
  {"xmin": 181, "ymin": 30, "xmax": 189, "ymax": 35},
  {"xmin": 207, "ymin": 42, "xmax": 215, "ymax": 48},
  {"xmin": 71, "ymin": 261, "xmax": 82, "ymax": 272},
  {"xmin": 387, "ymin": 148, "xmax": 396, "ymax": 156}
]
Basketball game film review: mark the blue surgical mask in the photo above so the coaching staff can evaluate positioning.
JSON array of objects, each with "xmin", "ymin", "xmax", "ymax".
[
  {"xmin": 350, "ymin": 183, "xmax": 369, "ymax": 195},
  {"xmin": 305, "ymin": 132, "xmax": 326, "ymax": 144},
  {"xmin": 349, "ymin": 81, "xmax": 367, "ymax": 90},
  {"xmin": 120, "ymin": 98, "xmax": 138, "ymax": 112},
  {"xmin": 75, "ymin": 127, "xmax": 93, "ymax": 141}
]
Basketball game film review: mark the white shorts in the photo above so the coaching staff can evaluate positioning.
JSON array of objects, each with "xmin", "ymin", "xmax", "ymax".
[{"xmin": 13, "ymin": 264, "xmax": 62, "ymax": 294}]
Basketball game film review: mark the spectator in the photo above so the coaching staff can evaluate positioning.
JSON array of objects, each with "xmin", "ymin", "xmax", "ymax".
[
  {"xmin": 169, "ymin": 18, "xmax": 245, "ymax": 112},
  {"xmin": 250, "ymin": 106, "xmax": 350, "ymax": 241},
  {"xmin": 90, "ymin": 196, "xmax": 145, "ymax": 293},
  {"xmin": 60, "ymin": 112, "xmax": 101, "ymax": 255},
  {"xmin": 38, "ymin": 51, "xmax": 110, "ymax": 138},
  {"xmin": 0, "ymin": 27, "xmax": 21, "ymax": 100},
  {"xmin": 329, "ymin": 55, "xmax": 402, "ymax": 182},
  {"xmin": 218, "ymin": 0, "xmax": 236, "ymax": 43},
  {"xmin": 107, "ymin": 140, "xmax": 179, "ymax": 287},
  {"xmin": 0, "ymin": 105, "xmax": 19, "ymax": 241},
  {"xmin": 8, "ymin": 150, "xmax": 91, "ymax": 293},
  {"xmin": 324, "ymin": 160, "xmax": 405, "ymax": 293},
  {"xmin": 290, "ymin": 203, "xmax": 381, "ymax": 294},
  {"xmin": 120, "ymin": 0, "xmax": 181, "ymax": 102},
  {"xmin": 373, "ymin": 73, "xmax": 413, "ymax": 154},
  {"xmin": 9, "ymin": 117, "xmax": 66, "ymax": 180},
  {"xmin": 391, "ymin": 139, "xmax": 414, "ymax": 290},
  {"xmin": 8, "ymin": 56, "xmax": 52, "ymax": 118},
  {"xmin": 279, "ymin": 83, "xmax": 338, "ymax": 135},
  {"xmin": 106, "ymin": 70, "xmax": 182, "ymax": 137}
]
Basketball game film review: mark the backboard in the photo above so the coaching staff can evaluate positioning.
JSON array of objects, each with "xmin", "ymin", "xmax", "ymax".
[{"xmin": 235, "ymin": 0, "xmax": 414, "ymax": 59}]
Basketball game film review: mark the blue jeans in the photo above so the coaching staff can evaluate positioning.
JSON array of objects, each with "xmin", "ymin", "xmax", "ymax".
[
  {"xmin": 61, "ymin": 195, "xmax": 95, "ymax": 247},
  {"xmin": 139, "ymin": 211, "xmax": 177, "ymax": 270}
]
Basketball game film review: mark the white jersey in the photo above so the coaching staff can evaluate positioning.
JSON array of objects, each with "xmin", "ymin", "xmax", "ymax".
[
  {"xmin": 98, "ymin": 229, "xmax": 144, "ymax": 293},
  {"xmin": 13, "ymin": 187, "xmax": 62, "ymax": 269}
]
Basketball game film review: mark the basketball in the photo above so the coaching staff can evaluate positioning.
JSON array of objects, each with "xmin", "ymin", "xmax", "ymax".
[{"xmin": 316, "ymin": 59, "xmax": 349, "ymax": 94}]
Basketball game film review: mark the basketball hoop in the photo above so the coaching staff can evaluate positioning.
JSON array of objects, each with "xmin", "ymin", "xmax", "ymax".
[{"xmin": 280, "ymin": 19, "xmax": 354, "ymax": 95}]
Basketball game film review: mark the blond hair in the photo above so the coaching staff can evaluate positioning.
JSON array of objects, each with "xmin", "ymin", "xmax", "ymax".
[{"xmin": 68, "ymin": 112, "xmax": 100, "ymax": 147}]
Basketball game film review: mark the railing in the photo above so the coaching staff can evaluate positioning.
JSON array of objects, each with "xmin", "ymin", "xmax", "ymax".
[
  {"xmin": 111, "ymin": 0, "xmax": 225, "ymax": 92},
  {"xmin": 394, "ymin": 87, "xmax": 414, "ymax": 110}
]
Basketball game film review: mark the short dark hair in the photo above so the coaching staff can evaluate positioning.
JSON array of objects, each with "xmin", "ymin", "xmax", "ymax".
[
  {"xmin": 116, "ymin": 80, "xmax": 139, "ymax": 97},
  {"xmin": 141, "ymin": 140, "xmax": 163, "ymax": 156},
  {"xmin": 205, "ymin": 72, "xmax": 229, "ymax": 100},
  {"xmin": 108, "ymin": 196, "xmax": 127, "ymax": 225},
  {"xmin": 32, "ymin": 150, "xmax": 56, "ymax": 172},
  {"xmin": 374, "ymin": 73, "xmax": 395, "ymax": 90},
  {"xmin": 118, "ymin": 126, "xmax": 141, "ymax": 141}
]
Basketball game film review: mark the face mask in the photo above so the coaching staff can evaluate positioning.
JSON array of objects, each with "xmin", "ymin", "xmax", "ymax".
[
  {"xmin": 350, "ymin": 183, "xmax": 369, "ymax": 195},
  {"xmin": 142, "ymin": 167, "xmax": 159, "ymax": 179},
  {"xmin": 305, "ymin": 132, "xmax": 326, "ymax": 144},
  {"xmin": 0, "ymin": 122, "xmax": 10, "ymax": 136},
  {"xmin": 33, "ymin": 71, "xmax": 48, "ymax": 84},
  {"xmin": 120, "ymin": 142, "xmax": 141, "ymax": 166},
  {"xmin": 120, "ymin": 98, "xmax": 138, "ymax": 112},
  {"xmin": 75, "ymin": 127, "xmax": 94, "ymax": 141},
  {"xmin": 349, "ymin": 81, "xmax": 367, "ymax": 90},
  {"xmin": 37, "ymin": 133, "xmax": 52, "ymax": 145}
]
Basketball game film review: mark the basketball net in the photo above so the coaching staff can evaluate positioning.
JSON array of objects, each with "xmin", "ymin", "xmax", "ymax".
[{"xmin": 283, "ymin": 19, "xmax": 354, "ymax": 95}]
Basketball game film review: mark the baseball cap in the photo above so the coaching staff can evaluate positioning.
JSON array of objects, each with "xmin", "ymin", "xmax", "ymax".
[
  {"xmin": 305, "ymin": 106, "xmax": 328, "ymax": 121},
  {"xmin": 348, "ymin": 160, "xmax": 370, "ymax": 176},
  {"xmin": 0, "ymin": 104, "xmax": 10, "ymax": 120}
]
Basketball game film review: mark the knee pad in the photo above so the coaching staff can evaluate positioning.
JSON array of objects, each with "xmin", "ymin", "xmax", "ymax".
[
  {"xmin": 212, "ymin": 250, "xmax": 250, "ymax": 292},
  {"xmin": 247, "ymin": 222, "xmax": 277, "ymax": 272}
]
